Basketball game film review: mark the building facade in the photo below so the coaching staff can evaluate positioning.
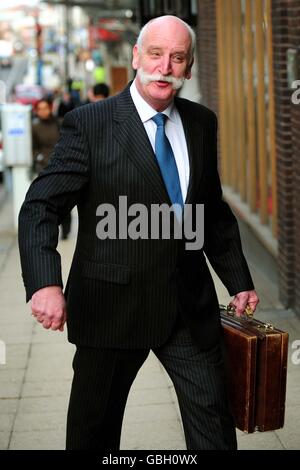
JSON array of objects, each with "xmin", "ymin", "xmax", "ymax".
[{"xmin": 197, "ymin": 0, "xmax": 300, "ymax": 313}]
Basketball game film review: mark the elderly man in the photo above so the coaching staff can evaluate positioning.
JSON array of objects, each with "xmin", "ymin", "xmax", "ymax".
[{"xmin": 18, "ymin": 15, "xmax": 258, "ymax": 450}]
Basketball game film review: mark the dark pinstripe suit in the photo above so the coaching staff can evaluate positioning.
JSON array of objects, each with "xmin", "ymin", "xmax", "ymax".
[{"xmin": 18, "ymin": 84, "xmax": 254, "ymax": 449}]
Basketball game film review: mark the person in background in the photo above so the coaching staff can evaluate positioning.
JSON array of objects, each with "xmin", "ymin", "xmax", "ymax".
[
  {"xmin": 93, "ymin": 63, "xmax": 106, "ymax": 84},
  {"xmin": 56, "ymin": 90, "xmax": 76, "ymax": 125},
  {"xmin": 68, "ymin": 77, "xmax": 84, "ymax": 107},
  {"xmin": 32, "ymin": 98, "xmax": 60, "ymax": 174},
  {"xmin": 31, "ymin": 98, "xmax": 72, "ymax": 240},
  {"xmin": 83, "ymin": 83, "xmax": 110, "ymax": 104},
  {"xmin": 91, "ymin": 83, "xmax": 110, "ymax": 102}
]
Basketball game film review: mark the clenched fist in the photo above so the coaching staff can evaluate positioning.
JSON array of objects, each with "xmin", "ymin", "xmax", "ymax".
[{"xmin": 31, "ymin": 285, "xmax": 67, "ymax": 331}]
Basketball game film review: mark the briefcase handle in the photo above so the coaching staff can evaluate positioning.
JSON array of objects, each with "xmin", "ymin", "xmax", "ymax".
[
  {"xmin": 219, "ymin": 304, "xmax": 254, "ymax": 318},
  {"xmin": 220, "ymin": 304, "xmax": 275, "ymax": 331}
]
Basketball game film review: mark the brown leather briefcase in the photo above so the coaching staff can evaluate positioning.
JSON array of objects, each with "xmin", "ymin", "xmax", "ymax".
[{"xmin": 220, "ymin": 305, "xmax": 289, "ymax": 433}]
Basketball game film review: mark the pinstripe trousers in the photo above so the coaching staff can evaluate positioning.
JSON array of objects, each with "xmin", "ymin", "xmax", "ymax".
[{"xmin": 66, "ymin": 321, "xmax": 237, "ymax": 450}]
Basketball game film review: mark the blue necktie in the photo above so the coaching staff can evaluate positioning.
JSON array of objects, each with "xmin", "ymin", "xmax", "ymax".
[{"xmin": 152, "ymin": 113, "xmax": 184, "ymax": 208}]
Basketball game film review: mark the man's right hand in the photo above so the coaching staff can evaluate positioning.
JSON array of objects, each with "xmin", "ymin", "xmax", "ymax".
[{"xmin": 31, "ymin": 285, "xmax": 67, "ymax": 331}]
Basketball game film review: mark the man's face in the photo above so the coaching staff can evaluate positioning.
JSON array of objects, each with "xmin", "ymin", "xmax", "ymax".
[{"xmin": 132, "ymin": 19, "xmax": 193, "ymax": 111}]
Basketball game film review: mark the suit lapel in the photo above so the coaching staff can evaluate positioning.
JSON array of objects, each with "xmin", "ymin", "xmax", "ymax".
[
  {"xmin": 112, "ymin": 87, "xmax": 204, "ymax": 205},
  {"xmin": 175, "ymin": 98, "xmax": 204, "ymax": 204},
  {"xmin": 113, "ymin": 86, "xmax": 170, "ymax": 204}
]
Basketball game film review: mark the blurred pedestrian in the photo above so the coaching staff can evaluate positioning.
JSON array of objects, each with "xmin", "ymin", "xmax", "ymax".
[
  {"xmin": 83, "ymin": 83, "xmax": 110, "ymax": 105},
  {"xmin": 67, "ymin": 77, "xmax": 83, "ymax": 107},
  {"xmin": 56, "ymin": 90, "xmax": 76, "ymax": 125},
  {"xmin": 93, "ymin": 63, "xmax": 106, "ymax": 84},
  {"xmin": 32, "ymin": 98, "xmax": 72, "ymax": 239},
  {"xmin": 91, "ymin": 83, "xmax": 110, "ymax": 102},
  {"xmin": 32, "ymin": 98, "xmax": 60, "ymax": 174}
]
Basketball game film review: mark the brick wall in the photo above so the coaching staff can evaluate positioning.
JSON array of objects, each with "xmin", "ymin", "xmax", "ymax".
[{"xmin": 272, "ymin": 0, "xmax": 300, "ymax": 312}]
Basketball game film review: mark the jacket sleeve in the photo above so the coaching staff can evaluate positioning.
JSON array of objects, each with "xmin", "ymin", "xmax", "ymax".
[
  {"xmin": 18, "ymin": 109, "xmax": 90, "ymax": 302},
  {"xmin": 203, "ymin": 112, "xmax": 255, "ymax": 296}
]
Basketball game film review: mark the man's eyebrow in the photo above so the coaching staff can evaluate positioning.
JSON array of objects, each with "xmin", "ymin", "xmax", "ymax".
[
  {"xmin": 146, "ymin": 46, "xmax": 187, "ymax": 55},
  {"xmin": 171, "ymin": 51, "xmax": 187, "ymax": 56},
  {"xmin": 146, "ymin": 45, "xmax": 163, "ymax": 51}
]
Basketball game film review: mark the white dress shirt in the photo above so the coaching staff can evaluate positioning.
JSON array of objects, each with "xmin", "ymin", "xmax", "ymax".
[{"xmin": 130, "ymin": 80, "xmax": 190, "ymax": 202}]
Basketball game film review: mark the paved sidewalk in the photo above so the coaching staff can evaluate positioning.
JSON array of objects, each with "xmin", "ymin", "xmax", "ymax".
[{"xmin": 0, "ymin": 198, "xmax": 300, "ymax": 450}]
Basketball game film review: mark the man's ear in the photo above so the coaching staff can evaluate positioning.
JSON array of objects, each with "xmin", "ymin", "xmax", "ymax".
[
  {"xmin": 185, "ymin": 58, "xmax": 194, "ymax": 80},
  {"xmin": 132, "ymin": 44, "xmax": 139, "ymax": 70}
]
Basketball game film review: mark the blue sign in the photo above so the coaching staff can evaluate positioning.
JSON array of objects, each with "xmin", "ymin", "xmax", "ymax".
[{"xmin": 8, "ymin": 128, "xmax": 24, "ymax": 136}]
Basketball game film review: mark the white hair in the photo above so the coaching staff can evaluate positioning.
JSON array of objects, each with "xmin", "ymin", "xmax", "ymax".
[{"xmin": 136, "ymin": 15, "xmax": 195, "ymax": 66}]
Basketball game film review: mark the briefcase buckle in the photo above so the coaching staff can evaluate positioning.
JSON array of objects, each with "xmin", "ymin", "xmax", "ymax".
[
  {"xmin": 219, "ymin": 304, "xmax": 253, "ymax": 318},
  {"xmin": 257, "ymin": 322, "xmax": 274, "ymax": 331}
]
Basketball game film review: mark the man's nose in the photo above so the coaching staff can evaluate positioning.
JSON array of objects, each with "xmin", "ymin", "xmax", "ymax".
[{"xmin": 159, "ymin": 55, "xmax": 172, "ymax": 75}]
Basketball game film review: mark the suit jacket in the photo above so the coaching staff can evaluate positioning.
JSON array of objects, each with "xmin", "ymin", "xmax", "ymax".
[{"xmin": 18, "ymin": 84, "xmax": 254, "ymax": 349}]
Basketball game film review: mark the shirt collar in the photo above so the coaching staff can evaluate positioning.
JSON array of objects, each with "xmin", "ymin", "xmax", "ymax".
[{"xmin": 130, "ymin": 79, "xmax": 176, "ymax": 124}]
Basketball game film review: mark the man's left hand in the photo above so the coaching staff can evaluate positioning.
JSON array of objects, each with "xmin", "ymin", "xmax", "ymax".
[{"xmin": 231, "ymin": 290, "xmax": 259, "ymax": 317}]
